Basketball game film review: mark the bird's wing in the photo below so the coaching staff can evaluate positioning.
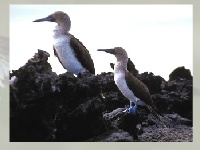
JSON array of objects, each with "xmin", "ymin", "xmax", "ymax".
[
  {"xmin": 53, "ymin": 45, "xmax": 67, "ymax": 69},
  {"xmin": 125, "ymin": 71, "xmax": 165, "ymax": 126},
  {"xmin": 69, "ymin": 34, "xmax": 95, "ymax": 74},
  {"xmin": 125, "ymin": 71, "xmax": 153, "ymax": 106}
]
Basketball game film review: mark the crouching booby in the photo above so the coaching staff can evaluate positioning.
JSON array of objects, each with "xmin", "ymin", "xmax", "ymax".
[
  {"xmin": 33, "ymin": 11, "xmax": 95, "ymax": 75},
  {"xmin": 98, "ymin": 47, "xmax": 161, "ymax": 117}
]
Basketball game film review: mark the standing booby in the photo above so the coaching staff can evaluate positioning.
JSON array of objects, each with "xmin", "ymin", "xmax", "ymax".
[
  {"xmin": 98, "ymin": 47, "xmax": 159, "ymax": 116},
  {"xmin": 33, "ymin": 11, "xmax": 95, "ymax": 75}
]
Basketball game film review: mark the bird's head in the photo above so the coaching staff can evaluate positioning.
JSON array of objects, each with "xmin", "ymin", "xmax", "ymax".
[
  {"xmin": 33, "ymin": 11, "xmax": 71, "ymax": 31},
  {"xmin": 97, "ymin": 47, "xmax": 128, "ymax": 61}
]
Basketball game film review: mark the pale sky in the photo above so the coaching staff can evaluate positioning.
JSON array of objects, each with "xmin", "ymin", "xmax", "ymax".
[{"xmin": 10, "ymin": 5, "xmax": 192, "ymax": 80}]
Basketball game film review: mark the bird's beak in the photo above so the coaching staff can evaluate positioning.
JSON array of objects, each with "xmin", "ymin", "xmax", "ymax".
[
  {"xmin": 33, "ymin": 15, "xmax": 55, "ymax": 22},
  {"xmin": 97, "ymin": 49, "xmax": 116, "ymax": 55}
]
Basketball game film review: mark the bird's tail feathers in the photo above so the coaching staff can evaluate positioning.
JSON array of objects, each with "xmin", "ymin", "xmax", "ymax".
[{"xmin": 147, "ymin": 105, "xmax": 167, "ymax": 128}]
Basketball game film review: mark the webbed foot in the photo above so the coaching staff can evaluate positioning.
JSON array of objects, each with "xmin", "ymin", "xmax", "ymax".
[
  {"xmin": 123, "ymin": 101, "xmax": 138, "ymax": 115},
  {"xmin": 128, "ymin": 105, "xmax": 137, "ymax": 115}
]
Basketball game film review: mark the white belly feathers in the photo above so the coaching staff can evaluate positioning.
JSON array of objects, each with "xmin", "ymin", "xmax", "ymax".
[
  {"xmin": 114, "ymin": 72, "xmax": 144, "ymax": 105},
  {"xmin": 53, "ymin": 35, "xmax": 85, "ymax": 74}
]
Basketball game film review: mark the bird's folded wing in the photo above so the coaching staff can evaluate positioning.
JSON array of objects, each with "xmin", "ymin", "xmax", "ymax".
[
  {"xmin": 69, "ymin": 34, "xmax": 95, "ymax": 74},
  {"xmin": 125, "ymin": 71, "xmax": 152, "ymax": 106}
]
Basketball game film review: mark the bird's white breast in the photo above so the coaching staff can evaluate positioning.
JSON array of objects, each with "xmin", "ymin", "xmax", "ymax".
[
  {"xmin": 53, "ymin": 34, "xmax": 85, "ymax": 75},
  {"xmin": 114, "ymin": 72, "xmax": 136, "ymax": 103},
  {"xmin": 114, "ymin": 71, "xmax": 144, "ymax": 106}
]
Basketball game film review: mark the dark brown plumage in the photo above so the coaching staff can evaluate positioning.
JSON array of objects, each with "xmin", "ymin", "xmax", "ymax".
[
  {"xmin": 125, "ymin": 71, "xmax": 153, "ymax": 107},
  {"xmin": 70, "ymin": 35, "xmax": 95, "ymax": 74}
]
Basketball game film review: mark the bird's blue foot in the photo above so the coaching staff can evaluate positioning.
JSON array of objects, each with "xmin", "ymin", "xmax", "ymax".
[
  {"xmin": 123, "ymin": 101, "xmax": 138, "ymax": 115},
  {"xmin": 128, "ymin": 104, "xmax": 137, "ymax": 115}
]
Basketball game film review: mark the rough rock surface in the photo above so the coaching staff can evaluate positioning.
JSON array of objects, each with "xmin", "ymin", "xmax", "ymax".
[
  {"xmin": 10, "ymin": 50, "xmax": 193, "ymax": 142},
  {"xmin": 169, "ymin": 66, "xmax": 192, "ymax": 81}
]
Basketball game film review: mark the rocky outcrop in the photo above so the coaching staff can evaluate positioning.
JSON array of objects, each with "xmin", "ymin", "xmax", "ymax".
[
  {"xmin": 169, "ymin": 66, "xmax": 192, "ymax": 81},
  {"xmin": 10, "ymin": 50, "xmax": 193, "ymax": 142}
]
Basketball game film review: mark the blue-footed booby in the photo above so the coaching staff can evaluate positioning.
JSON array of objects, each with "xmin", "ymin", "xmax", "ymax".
[
  {"xmin": 33, "ymin": 11, "xmax": 95, "ymax": 75},
  {"xmin": 98, "ymin": 47, "xmax": 161, "ymax": 117}
]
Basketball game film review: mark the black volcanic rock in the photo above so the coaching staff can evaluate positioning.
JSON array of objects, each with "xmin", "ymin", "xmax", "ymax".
[
  {"xmin": 138, "ymin": 125, "xmax": 192, "ymax": 142},
  {"xmin": 127, "ymin": 58, "xmax": 139, "ymax": 76},
  {"xmin": 87, "ymin": 130, "xmax": 134, "ymax": 142},
  {"xmin": 137, "ymin": 72, "xmax": 165, "ymax": 94},
  {"xmin": 103, "ymin": 108, "xmax": 141, "ymax": 140},
  {"xmin": 158, "ymin": 77, "xmax": 192, "ymax": 119},
  {"xmin": 10, "ymin": 50, "xmax": 193, "ymax": 142},
  {"xmin": 169, "ymin": 66, "xmax": 192, "ymax": 81}
]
